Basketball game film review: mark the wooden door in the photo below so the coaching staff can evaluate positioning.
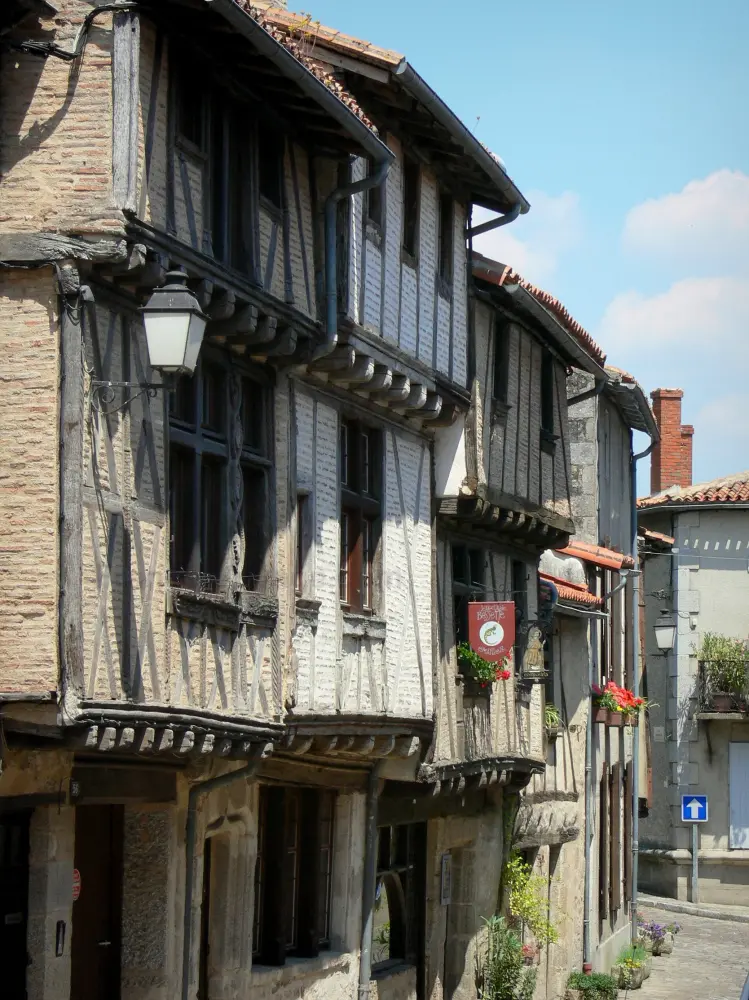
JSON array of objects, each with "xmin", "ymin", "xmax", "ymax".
[
  {"xmin": 71, "ymin": 806, "xmax": 124, "ymax": 1000},
  {"xmin": 729, "ymin": 743, "xmax": 749, "ymax": 849},
  {"xmin": 0, "ymin": 811, "xmax": 31, "ymax": 1000}
]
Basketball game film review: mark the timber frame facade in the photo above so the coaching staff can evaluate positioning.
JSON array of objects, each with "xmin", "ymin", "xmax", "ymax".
[{"xmin": 0, "ymin": 4, "xmax": 654, "ymax": 1000}]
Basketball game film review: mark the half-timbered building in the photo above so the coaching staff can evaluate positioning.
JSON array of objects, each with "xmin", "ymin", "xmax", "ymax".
[{"xmin": 0, "ymin": 4, "xmax": 562, "ymax": 1000}]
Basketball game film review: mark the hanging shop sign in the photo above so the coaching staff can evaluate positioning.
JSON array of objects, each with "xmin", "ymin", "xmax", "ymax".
[{"xmin": 468, "ymin": 602, "xmax": 515, "ymax": 662}]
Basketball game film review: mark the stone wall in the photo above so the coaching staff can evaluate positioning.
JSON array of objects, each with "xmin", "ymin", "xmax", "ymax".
[
  {"xmin": 0, "ymin": 268, "xmax": 60, "ymax": 694},
  {"xmin": 0, "ymin": 1, "xmax": 122, "ymax": 236}
]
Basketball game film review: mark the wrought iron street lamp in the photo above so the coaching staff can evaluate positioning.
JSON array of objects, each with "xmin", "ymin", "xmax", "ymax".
[
  {"xmin": 653, "ymin": 609, "xmax": 676, "ymax": 652},
  {"xmin": 141, "ymin": 268, "xmax": 207, "ymax": 376}
]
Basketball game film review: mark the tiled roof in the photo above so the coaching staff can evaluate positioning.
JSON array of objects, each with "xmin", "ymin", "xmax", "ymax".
[
  {"xmin": 638, "ymin": 526, "xmax": 675, "ymax": 547},
  {"xmin": 539, "ymin": 573, "xmax": 603, "ymax": 608},
  {"xmin": 638, "ymin": 471, "xmax": 749, "ymax": 509},
  {"xmin": 556, "ymin": 539, "xmax": 635, "ymax": 570},
  {"xmin": 250, "ymin": 4, "xmax": 404, "ymax": 68},
  {"xmin": 234, "ymin": 2, "xmax": 379, "ymax": 132},
  {"xmin": 473, "ymin": 257, "xmax": 607, "ymax": 368}
]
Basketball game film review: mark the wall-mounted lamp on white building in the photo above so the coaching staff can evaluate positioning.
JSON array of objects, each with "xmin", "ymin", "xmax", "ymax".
[{"xmin": 654, "ymin": 609, "xmax": 677, "ymax": 652}]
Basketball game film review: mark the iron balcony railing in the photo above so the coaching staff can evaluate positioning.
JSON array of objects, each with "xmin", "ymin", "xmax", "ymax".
[{"xmin": 697, "ymin": 659, "xmax": 749, "ymax": 714}]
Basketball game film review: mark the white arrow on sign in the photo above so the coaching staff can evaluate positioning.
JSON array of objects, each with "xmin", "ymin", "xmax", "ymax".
[{"xmin": 686, "ymin": 798, "xmax": 703, "ymax": 819}]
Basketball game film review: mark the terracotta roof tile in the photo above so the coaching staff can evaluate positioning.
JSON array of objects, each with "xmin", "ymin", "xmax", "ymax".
[
  {"xmin": 233, "ymin": 2, "xmax": 379, "ymax": 132},
  {"xmin": 638, "ymin": 471, "xmax": 749, "ymax": 509},
  {"xmin": 638, "ymin": 526, "xmax": 675, "ymax": 547},
  {"xmin": 539, "ymin": 573, "xmax": 603, "ymax": 607},
  {"xmin": 556, "ymin": 539, "xmax": 634, "ymax": 570},
  {"xmin": 473, "ymin": 258, "xmax": 606, "ymax": 368}
]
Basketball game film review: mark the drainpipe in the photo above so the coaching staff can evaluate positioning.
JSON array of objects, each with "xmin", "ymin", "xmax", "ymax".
[
  {"xmin": 568, "ymin": 374, "xmax": 607, "ymax": 407},
  {"xmin": 583, "ymin": 601, "xmax": 600, "ymax": 970},
  {"xmin": 312, "ymin": 157, "xmax": 392, "ymax": 361},
  {"xmin": 467, "ymin": 201, "xmax": 522, "ymax": 239},
  {"xmin": 358, "ymin": 760, "xmax": 384, "ymax": 1000},
  {"xmin": 181, "ymin": 759, "xmax": 264, "ymax": 1000},
  {"xmin": 630, "ymin": 434, "xmax": 656, "ymax": 944}
]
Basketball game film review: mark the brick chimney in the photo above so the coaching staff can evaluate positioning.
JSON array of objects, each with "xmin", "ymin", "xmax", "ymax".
[{"xmin": 650, "ymin": 388, "xmax": 693, "ymax": 494}]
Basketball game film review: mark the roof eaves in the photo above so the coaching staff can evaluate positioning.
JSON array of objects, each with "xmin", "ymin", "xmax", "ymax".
[
  {"xmin": 604, "ymin": 379, "xmax": 660, "ymax": 440},
  {"xmin": 210, "ymin": 0, "xmax": 393, "ymax": 163}
]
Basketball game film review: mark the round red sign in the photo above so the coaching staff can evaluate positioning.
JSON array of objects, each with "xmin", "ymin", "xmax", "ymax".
[{"xmin": 72, "ymin": 868, "xmax": 81, "ymax": 902}]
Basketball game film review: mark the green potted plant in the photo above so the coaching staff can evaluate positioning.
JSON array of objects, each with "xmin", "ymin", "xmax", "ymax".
[
  {"xmin": 545, "ymin": 703, "xmax": 561, "ymax": 740},
  {"xmin": 565, "ymin": 971, "xmax": 618, "ymax": 999},
  {"xmin": 476, "ymin": 916, "xmax": 536, "ymax": 1000},
  {"xmin": 457, "ymin": 642, "xmax": 511, "ymax": 693},
  {"xmin": 698, "ymin": 633, "xmax": 749, "ymax": 712},
  {"xmin": 611, "ymin": 944, "xmax": 648, "ymax": 989}
]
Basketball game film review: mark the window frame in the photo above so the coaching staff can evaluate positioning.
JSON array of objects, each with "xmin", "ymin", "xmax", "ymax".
[
  {"xmin": 253, "ymin": 785, "xmax": 336, "ymax": 965},
  {"xmin": 373, "ymin": 822, "xmax": 426, "ymax": 974},
  {"xmin": 339, "ymin": 418, "xmax": 382, "ymax": 613},
  {"xmin": 438, "ymin": 191, "xmax": 454, "ymax": 286},
  {"xmin": 452, "ymin": 544, "xmax": 485, "ymax": 646},
  {"xmin": 492, "ymin": 320, "xmax": 510, "ymax": 405},
  {"xmin": 168, "ymin": 353, "xmax": 273, "ymax": 595},
  {"xmin": 540, "ymin": 348, "xmax": 555, "ymax": 439},
  {"xmin": 258, "ymin": 122, "xmax": 285, "ymax": 213},
  {"xmin": 366, "ymin": 156, "xmax": 383, "ymax": 229},
  {"xmin": 401, "ymin": 155, "xmax": 420, "ymax": 261}
]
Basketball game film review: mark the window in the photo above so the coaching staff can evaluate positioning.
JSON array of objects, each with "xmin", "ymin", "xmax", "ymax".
[
  {"xmin": 340, "ymin": 419, "xmax": 381, "ymax": 612},
  {"xmin": 402, "ymin": 156, "xmax": 420, "ymax": 258},
  {"xmin": 296, "ymin": 493, "xmax": 310, "ymax": 596},
  {"xmin": 169, "ymin": 359, "xmax": 271, "ymax": 593},
  {"xmin": 253, "ymin": 786, "xmax": 335, "ymax": 964},
  {"xmin": 492, "ymin": 321, "xmax": 510, "ymax": 404},
  {"xmin": 366, "ymin": 157, "xmax": 383, "ymax": 227},
  {"xmin": 176, "ymin": 66, "xmax": 208, "ymax": 151},
  {"xmin": 452, "ymin": 544, "xmax": 484, "ymax": 645},
  {"xmin": 541, "ymin": 349, "xmax": 555, "ymax": 435},
  {"xmin": 512, "ymin": 560, "xmax": 527, "ymax": 663},
  {"xmin": 373, "ymin": 823, "xmax": 426, "ymax": 971},
  {"xmin": 438, "ymin": 192, "xmax": 453, "ymax": 283},
  {"xmin": 258, "ymin": 123, "xmax": 284, "ymax": 210},
  {"xmin": 209, "ymin": 104, "xmax": 254, "ymax": 273}
]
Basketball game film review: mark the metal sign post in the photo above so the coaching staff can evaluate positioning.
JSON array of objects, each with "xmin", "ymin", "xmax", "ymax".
[{"xmin": 681, "ymin": 794, "xmax": 708, "ymax": 904}]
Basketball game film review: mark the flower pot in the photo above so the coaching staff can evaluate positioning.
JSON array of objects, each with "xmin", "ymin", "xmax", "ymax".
[
  {"xmin": 546, "ymin": 723, "xmax": 560, "ymax": 741},
  {"xmin": 608, "ymin": 709, "xmax": 625, "ymax": 727},
  {"xmin": 642, "ymin": 956, "xmax": 652, "ymax": 979},
  {"xmin": 593, "ymin": 704, "xmax": 608, "ymax": 724},
  {"xmin": 653, "ymin": 936, "xmax": 673, "ymax": 956},
  {"xmin": 614, "ymin": 963, "xmax": 645, "ymax": 989},
  {"xmin": 711, "ymin": 693, "xmax": 735, "ymax": 712}
]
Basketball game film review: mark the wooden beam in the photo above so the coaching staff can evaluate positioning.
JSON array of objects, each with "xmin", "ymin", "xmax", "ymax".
[{"xmin": 0, "ymin": 233, "xmax": 127, "ymax": 266}]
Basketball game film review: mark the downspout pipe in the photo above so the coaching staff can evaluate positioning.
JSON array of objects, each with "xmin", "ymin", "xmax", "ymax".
[
  {"xmin": 468, "ymin": 201, "xmax": 522, "ymax": 239},
  {"xmin": 568, "ymin": 373, "xmax": 607, "ymax": 407},
  {"xmin": 313, "ymin": 155, "xmax": 392, "ymax": 362},
  {"xmin": 358, "ymin": 760, "xmax": 385, "ymax": 1000},
  {"xmin": 630, "ymin": 434, "xmax": 657, "ymax": 944},
  {"xmin": 181, "ymin": 760, "xmax": 263, "ymax": 1000},
  {"xmin": 583, "ymin": 600, "xmax": 599, "ymax": 970}
]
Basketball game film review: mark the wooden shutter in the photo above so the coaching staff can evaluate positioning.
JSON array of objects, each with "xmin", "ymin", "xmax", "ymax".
[
  {"xmin": 610, "ymin": 762, "xmax": 622, "ymax": 911},
  {"xmin": 296, "ymin": 790, "xmax": 322, "ymax": 957},
  {"xmin": 624, "ymin": 762, "xmax": 633, "ymax": 901},
  {"xmin": 599, "ymin": 762, "xmax": 609, "ymax": 919},
  {"xmin": 729, "ymin": 742, "xmax": 749, "ymax": 849},
  {"xmin": 260, "ymin": 786, "xmax": 288, "ymax": 965}
]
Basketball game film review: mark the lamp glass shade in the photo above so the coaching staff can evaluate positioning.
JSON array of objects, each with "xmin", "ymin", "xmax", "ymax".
[
  {"xmin": 654, "ymin": 610, "xmax": 676, "ymax": 652},
  {"xmin": 141, "ymin": 270, "xmax": 207, "ymax": 375}
]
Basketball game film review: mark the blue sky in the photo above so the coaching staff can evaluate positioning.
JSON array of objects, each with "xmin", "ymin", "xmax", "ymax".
[{"xmin": 304, "ymin": 0, "xmax": 749, "ymax": 489}]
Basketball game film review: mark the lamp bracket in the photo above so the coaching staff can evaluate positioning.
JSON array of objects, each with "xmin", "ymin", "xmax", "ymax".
[{"xmin": 90, "ymin": 379, "xmax": 167, "ymax": 413}]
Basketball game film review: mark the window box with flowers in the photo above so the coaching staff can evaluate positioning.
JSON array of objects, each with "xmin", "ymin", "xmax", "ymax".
[
  {"xmin": 457, "ymin": 642, "xmax": 511, "ymax": 696},
  {"xmin": 592, "ymin": 681, "xmax": 650, "ymax": 727}
]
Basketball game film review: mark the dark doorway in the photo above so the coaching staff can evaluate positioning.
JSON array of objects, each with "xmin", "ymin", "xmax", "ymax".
[
  {"xmin": 0, "ymin": 810, "xmax": 31, "ymax": 1000},
  {"xmin": 71, "ymin": 805, "xmax": 124, "ymax": 1000}
]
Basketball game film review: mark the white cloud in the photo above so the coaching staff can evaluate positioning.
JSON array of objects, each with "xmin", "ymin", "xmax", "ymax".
[
  {"xmin": 598, "ymin": 274, "xmax": 749, "ymax": 356},
  {"xmin": 472, "ymin": 190, "xmax": 583, "ymax": 286},
  {"xmin": 622, "ymin": 169, "xmax": 749, "ymax": 273}
]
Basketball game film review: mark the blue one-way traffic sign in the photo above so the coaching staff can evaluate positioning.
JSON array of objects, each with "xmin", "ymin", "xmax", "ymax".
[{"xmin": 681, "ymin": 794, "xmax": 708, "ymax": 823}]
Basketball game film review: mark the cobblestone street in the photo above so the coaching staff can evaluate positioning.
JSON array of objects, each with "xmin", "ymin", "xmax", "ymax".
[{"xmin": 637, "ymin": 907, "xmax": 749, "ymax": 1000}]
